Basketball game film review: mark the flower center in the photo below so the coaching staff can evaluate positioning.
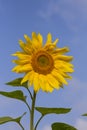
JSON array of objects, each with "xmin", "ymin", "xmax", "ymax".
[{"xmin": 31, "ymin": 50, "xmax": 54, "ymax": 75}]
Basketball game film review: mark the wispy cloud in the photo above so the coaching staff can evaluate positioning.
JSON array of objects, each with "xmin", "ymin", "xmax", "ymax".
[
  {"xmin": 67, "ymin": 78, "xmax": 87, "ymax": 112},
  {"xmin": 38, "ymin": 125, "xmax": 51, "ymax": 130},
  {"xmin": 75, "ymin": 118, "xmax": 87, "ymax": 130},
  {"xmin": 38, "ymin": 0, "xmax": 87, "ymax": 31},
  {"xmin": 0, "ymin": 123, "xmax": 22, "ymax": 130},
  {"xmin": 8, "ymin": 123, "xmax": 21, "ymax": 130},
  {"xmin": 38, "ymin": 0, "xmax": 60, "ymax": 20},
  {"xmin": 43, "ymin": 125, "xmax": 51, "ymax": 130},
  {"xmin": 38, "ymin": 0, "xmax": 87, "ymax": 19}
]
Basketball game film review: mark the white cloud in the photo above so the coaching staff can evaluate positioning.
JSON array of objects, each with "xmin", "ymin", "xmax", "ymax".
[
  {"xmin": 0, "ymin": 122, "xmax": 21, "ymax": 130},
  {"xmin": 8, "ymin": 123, "xmax": 21, "ymax": 130},
  {"xmin": 75, "ymin": 118, "xmax": 87, "ymax": 130},
  {"xmin": 38, "ymin": 0, "xmax": 87, "ymax": 31},
  {"xmin": 38, "ymin": 0, "xmax": 60, "ymax": 20},
  {"xmin": 42, "ymin": 125, "xmax": 52, "ymax": 130},
  {"xmin": 39, "ymin": 0, "xmax": 87, "ymax": 19},
  {"xmin": 66, "ymin": 78, "xmax": 87, "ymax": 112}
]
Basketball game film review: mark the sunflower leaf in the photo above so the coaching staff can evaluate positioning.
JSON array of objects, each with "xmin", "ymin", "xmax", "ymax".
[
  {"xmin": 0, "ymin": 90, "xmax": 26, "ymax": 103},
  {"xmin": 51, "ymin": 122, "xmax": 77, "ymax": 130},
  {"xmin": 0, "ymin": 112, "xmax": 26, "ymax": 130},
  {"xmin": 6, "ymin": 77, "xmax": 28, "ymax": 88},
  {"xmin": 82, "ymin": 113, "xmax": 87, "ymax": 116},
  {"xmin": 35, "ymin": 107, "xmax": 71, "ymax": 116}
]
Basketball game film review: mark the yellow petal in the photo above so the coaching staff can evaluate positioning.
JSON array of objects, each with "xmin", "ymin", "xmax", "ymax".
[
  {"xmin": 32, "ymin": 32, "xmax": 43, "ymax": 46},
  {"xmin": 37, "ymin": 33, "xmax": 43, "ymax": 48},
  {"xmin": 32, "ymin": 32, "xmax": 39, "ymax": 43},
  {"xmin": 55, "ymin": 60, "xmax": 74, "ymax": 68},
  {"xmin": 63, "ymin": 73, "xmax": 72, "ymax": 79},
  {"xmin": 44, "ymin": 37, "xmax": 58, "ymax": 51},
  {"xmin": 33, "ymin": 73, "xmax": 40, "ymax": 92},
  {"xmin": 56, "ymin": 70, "xmax": 72, "ymax": 79},
  {"xmin": 12, "ymin": 52, "xmax": 31, "ymax": 59},
  {"xmin": 20, "ymin": 64, "xmax": 32, "ymax": 72},
  {"xmin": 31, "ymin": 32, "xmax": 42, "ymax": 49},
  {"xmin": 28, "ymin": 71, "xmax": 34, "ymax": 86},
  {"xmin": 24, "ymin": 34, "xmax": 32, "ymax": 45},
  {"xmin": 21, "ymin": 72, "xmax": 30, "ymax": 84},
  {"xmin": 12, "ymin": 64, "xmax": 32, "ymax": 73},
  {"xmin": 52, "ymin": 69, "xmax": 68, "ymax": 85},
  {"xmin": 52, "ymin": 38, "xmax": 59, "ymax": 46},
  {"xmin": 46, "ymin": 33, "xmax": 52, "ymax": 44},
  {"xmin": 37, "ymin": 33, "xmax": 43, "ymax": 44},
  {"xmin": 39, "ymin": 74, "xmax": 46, "ymax": 91},
  {"xmin": 12, "ymin": 65, "xmax": 22, "ymax": 73},
  {"xmin": 19, "ymin": 40, "xmax": 25, "ymax": 47},
  {"xmin": 53, "ymin": 47, "xmax": 69, "ymax": 54},
  {"xmin": 54, "ymin": 55, "xmax": 73, "ymax": 61},
  {"xmin": 12, "ymin": 59, "xmax": 31, "ymax": 65},
  {"xmin": 39, "ymin": 74, "xmax": 53, "ymax": 92},
  {"xmin": 55, "ymin": 62, "xmax": 74, "ymax": 73},
  {"xmin": 45, "ymin": 82, "xmax": 53, "ymax": 92},
  {"xmin": 47, "ymin": 74, "xmax": 60, "ymax": 89},
  {"xmin": 19, "ymin": 40, "xmax": 31, "ymax": 53},
  {"xmin": 12, "ymin": 51, "xmax": 24, "ymax": 56},
  {"xmin": 32, "ymin": 32, "xmax": 37, "ymax": 39}
]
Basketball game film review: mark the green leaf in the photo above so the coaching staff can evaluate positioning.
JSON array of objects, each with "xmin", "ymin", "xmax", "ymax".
[
  {"xmin": 6, "ymin": 77, "xmax": 28, "ymax": 88},
  {"xmin": 0, "ymin": 112, "xmax": 26, "ymax": 130},
  {"xmin": 35, "ymin": 107, "xmax": 71, "ymax": 116},
  {"xmin": 82, "ymin": 113, "xmax": 87, "ymax": 116},
  {"xmin": 6, "ymin": 78, "xmax": 33, "ymax": 100},
  {"xmin": 51, "ymin": 122, "xmax": 77, "ymax": 130},
  {"xmin": 0, "ymin": 90, "xmax": 26, "ymax": 102}
]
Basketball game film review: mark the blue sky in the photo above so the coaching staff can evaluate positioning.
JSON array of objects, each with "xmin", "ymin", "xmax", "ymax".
[{"xmin": 0, "ymin": 0, "xmax": 87, "ymax": 130}]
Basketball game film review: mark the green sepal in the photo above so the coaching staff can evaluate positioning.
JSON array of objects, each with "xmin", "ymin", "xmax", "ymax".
[
  {"xmin": 0, "ymin": 90, "xmax": 26, "ymax": 103},
  {"xmin": 82, "ymin": 113, "xmax": 87, "ymax": 116},
  {"xmin": 0, "ymin": 112, "xmax": 26, "ymax": 130},
  {"xmin": 6, "ymin": 77, "xmax": 28, "ymax": 88},
  {"xmin": 51, "ymin": 122, "xmax": 77, "ymax": 130},
  {"xmin": 35, "ymin": 107, "xmax": 71, "ymax": 116}
]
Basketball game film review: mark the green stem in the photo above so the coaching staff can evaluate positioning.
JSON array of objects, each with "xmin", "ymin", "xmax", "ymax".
[
  {"xmin": 34, "ymin": 115, "xmax": 44, "ymax": 130},
  {"xmin": 30, "ymin": 91, "xmax": 36, "ymax": 130},
  {"xmin": 25, "ymin": 100, "xmax": 31, "ymax": 113},
  {"xmin": 19, "ymin": 122, "xmax": 25, "ymax": 130},
  {"xmin": 26, "ymin": 87, "xmax": 33, "ymax": 100}
]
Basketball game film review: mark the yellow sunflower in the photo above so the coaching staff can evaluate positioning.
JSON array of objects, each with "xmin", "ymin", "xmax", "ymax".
[{"xmin": 12, "ymin": 32, "xmax": 74, "ymax": 92}]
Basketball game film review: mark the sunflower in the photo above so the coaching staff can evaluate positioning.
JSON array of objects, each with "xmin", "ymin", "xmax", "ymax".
[{"xmin": 12, "ymin": 32, "xmax": 74, "ymax": 92}]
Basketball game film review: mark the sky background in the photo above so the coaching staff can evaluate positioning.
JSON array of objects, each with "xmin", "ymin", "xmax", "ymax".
[{"xmin": 0, "ymin": 0, "xmax": 87, "ymax": 130}]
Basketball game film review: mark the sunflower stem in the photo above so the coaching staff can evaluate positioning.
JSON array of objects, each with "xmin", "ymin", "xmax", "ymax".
[
  {"xmin": 30, "ymin": 91, "xmax": 36, "ymax": 130},
  {"xmin": 25, "ymin": 100, "xmax": 31, "ymax": 113},
  {"xmin": 26, "ymin": 87, "xmax": 33, "ymax": 100}
]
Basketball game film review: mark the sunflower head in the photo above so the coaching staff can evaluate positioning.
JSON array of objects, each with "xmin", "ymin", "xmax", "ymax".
[
  {"xmin": 31, "ymin": 50, "xmax": 54, "ymax": 75},
  {"xmin": 12, "ymin": 32, "xmax": 74, "ymax": 92}
]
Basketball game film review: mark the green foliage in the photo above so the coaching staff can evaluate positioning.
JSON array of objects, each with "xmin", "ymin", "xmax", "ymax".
[
  {"xmin": 0, "ymin": 90, "xmax": 26, "ymax": 103},
  {"xmin": 6, "ymin": 78, "xmax": 28, "ymax": 88},
  {"xmin": 82, "ymin": 113, "xmax": 87, "ymax": 116},
  {"xmin": 0, "ymin": 78, "xmax": 76, "ymax": 130},
  {"xmin": 35, "ymin": 107, "xmax": 71, "ymax": 116},
  {"xmin": 51, "ymin": 122, "xmax": 77, "ymax": 130},
  {"xmin": 0, "ymin": 112, "xmax": 26, "ymax": 130}
]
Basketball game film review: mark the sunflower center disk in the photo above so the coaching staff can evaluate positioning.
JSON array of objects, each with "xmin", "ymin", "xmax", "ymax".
[{"xmin": 31, "ymin": 50, "xmax": 54, "ymax": 75}]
